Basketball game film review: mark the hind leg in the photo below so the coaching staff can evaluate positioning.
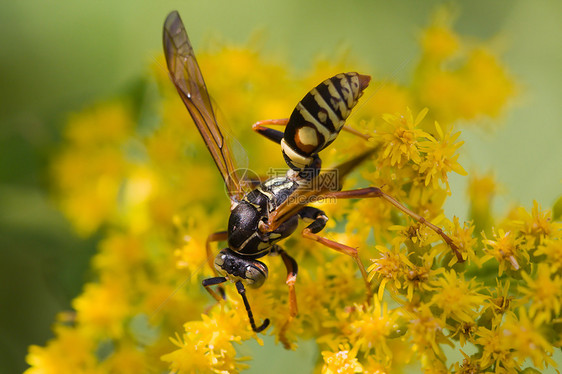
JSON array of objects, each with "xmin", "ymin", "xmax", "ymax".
[{"xmin": 324, "ymin": 187, "xmax": 463, "ymax": 262}]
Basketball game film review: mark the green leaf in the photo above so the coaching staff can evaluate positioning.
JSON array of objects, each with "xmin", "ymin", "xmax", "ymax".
[{"xmin": 128, "ymin": 313, "xmax": 160, "ymax": 346}]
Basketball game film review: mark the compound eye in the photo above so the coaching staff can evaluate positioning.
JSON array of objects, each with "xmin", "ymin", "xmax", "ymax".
[
  {"xmin": 213, "ymin": 249, "xmax": 229, "ymax": 277},
  {"xmin": 245, "ymin": 260, "xmax": 268, "ymax": 288}
]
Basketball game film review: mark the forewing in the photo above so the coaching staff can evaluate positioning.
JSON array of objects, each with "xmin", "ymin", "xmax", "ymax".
[
  {"xmin": 163, "ymin": 11, "xmax": 245, "ymax": 201},
  {"xmin": 267, "ymin": 148, "xmax": 378, "ymax": 231}
]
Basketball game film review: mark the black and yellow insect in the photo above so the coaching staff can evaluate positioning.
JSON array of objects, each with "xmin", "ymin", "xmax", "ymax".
[{"xmin": 163, "ymin": 10, "xmax": 462, "ymax": 342}]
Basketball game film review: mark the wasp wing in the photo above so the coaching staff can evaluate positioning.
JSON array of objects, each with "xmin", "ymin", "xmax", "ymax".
[
  {"xmin": 163, "ymin": 11, "xmax": 246, "ymax": 202},
  {"xmin": 266, "ymin": 148, "xmax": 378, "ymax": 231}
]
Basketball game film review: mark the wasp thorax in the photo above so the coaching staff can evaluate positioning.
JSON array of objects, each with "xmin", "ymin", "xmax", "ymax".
[
  {"xmin": 228, "ymin": 200, "xmax": 268, "ymax": 252},
  {"xmin": 214, "ymin": 248, "xmax": 268, "ymax": 288}
]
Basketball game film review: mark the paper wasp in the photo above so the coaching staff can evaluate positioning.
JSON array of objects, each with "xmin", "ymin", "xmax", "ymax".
[{"xmin": 163, "ymin": 10, "xmax": 462, "ymax": 341}]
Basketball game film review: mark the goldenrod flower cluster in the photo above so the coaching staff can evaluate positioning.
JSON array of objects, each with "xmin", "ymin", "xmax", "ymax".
[{"xmin": 26, "ymin": 11, "xmax": 561, "ymax": 374}]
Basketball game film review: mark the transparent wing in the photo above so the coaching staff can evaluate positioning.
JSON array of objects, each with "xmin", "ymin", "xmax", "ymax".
[
  {"xmin": 163, "ymin": 11, "xmax": 247, "ymax": 201},
  {"xmin": 266, "ymin": 148, "xmax": 378, "ymax": 231}
]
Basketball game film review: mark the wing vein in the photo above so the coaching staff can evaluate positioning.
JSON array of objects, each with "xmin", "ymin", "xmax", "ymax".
[{"xmin": 163, "ymin": 11, "xmax": 244, "ymax": 201}]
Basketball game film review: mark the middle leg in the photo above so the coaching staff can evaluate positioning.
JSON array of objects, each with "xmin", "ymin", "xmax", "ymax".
[{"xmin": 298, "ymin": 206, "xmax": 373, "ymax": 301}]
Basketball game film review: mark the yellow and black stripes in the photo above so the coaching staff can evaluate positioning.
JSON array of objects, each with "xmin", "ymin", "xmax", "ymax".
[{"xmin": 282, "ymin": 72, "xmax": 371, "ymax": 170}]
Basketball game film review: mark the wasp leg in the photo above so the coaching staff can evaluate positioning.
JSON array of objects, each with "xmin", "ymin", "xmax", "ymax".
[
  {"xmin": 202, "ymin": 278, "xmax": 269, "ymax": 333},
  {"xmin": 252, "ymin": 118, "xmax": 371, "ymax": 142},
  {"xmin": 206, "ymin": 231, "xmax": 228, "ymax": 275},
  {"xmin": 271, "ymin": 246, "xmax": 299, "ymax": 349},
  {"xmin": 298, "ymin": 206, "xmax": 373, "ymax": 302},
  {"xmin": 325, "ymin": 187, "xmax": 463, "ymax": 262},
  {"xmin": 235, "ymin": 281, "xmax": 270, "ymax": 333},
  {"xmin": 342, "ymin": 124, "xmax": 371, "ymax": 140},
  {"xmin": 202, "ymin": 276, "xmax": 227, "ymax": 303},
  {"xmin": 298, "ymin": 206, "xmax": 329, "ymax": 233},
  {"xmin": 252, "ymin": 119, "xmax": 288, "ymax": 144},
  {"xmin": 302, "ymin": 228, "xmax": 373, "ymax": 302},
  {"xmin": 204, "ymin": 232, "xmax": 228, "ymax": 305}
]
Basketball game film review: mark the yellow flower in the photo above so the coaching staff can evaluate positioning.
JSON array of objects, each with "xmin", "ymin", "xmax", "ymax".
[
  {"xmin": 475, "ymin": 325, "xmax": 519, "ymax": 372},
  {"xmin": 450, "ymin": 321, "xmax": 478, "ymax": 347},
  {"xmin": 162, "ymin": 333, "xmax": 225, "ymax": 374},
  {"xmin": 482, "ymin": 228, "xmax": 528, "ymax": 275},
  {"xmin": 161, "ymin": 308, "xmax": 252, "ymax": 374},
  {"xmin": 519, "ymin": 264, "xmax": 562, "ymax": 324},
  {"xmin": 321, "ymin": 345, "xmax": 363, "ymax": 374},
  {"xmin": 502, "ymin": 308, "xmax": 555, "ymax": 369},
  {"xmin": 64, "ymin": 101, "xmax": 132, "ymax": 145},
  {"xmin": 401, "ymin": 254, "xmax": 443, "ymax": 301},
  {"xmin": 414, "ymin": 10, "xmax": 515, "ymax": 125},
  {"xmin": 485, "ymin": 279, "xmax": 513, "ymax": 317},
  {"xmin": 420, "ymin": 7, "xmax": 459, "ymax": 61},
  {"xmin": 51, "ymin": 102, "xmax": 133, "ymax": 235},
  {"xmin": 288, "ymin": 254, "xmax": 368, "ymax": 344},
  {"xmin": 368, "ymin": 244, "xmax": 407, "ymax": 299},
  {"xmin": 421, "ymin": 24, "xmax": 459, "ymax": 61},
  {"xmin": 322, "ymin": 298, "xmax": 400, "ymax": 363},
  {"xmin": 25, "ymin": 326, "xmax": 95, "ymax": 374},
  {"xmin": 379, "ymin": 107, "xmax": 431, "ymax": 167},
  {"xmin": 100, "ymin": 343, "xmax": 147, "ymax": 374},
  {"xmin": 417, "ymin": 121, "xmax": 467, "ymax": 192},
  {"xmin": 92, "ymin": 233, "xmax": 146, "ymax": 277},
  {"xmin": 406, "ymin": 303, "xmax": 449, "ymax": 367},
  {"xmin": 369, "ymin": 242, "xmax": 444, "ymax": 301},
  {"xmin": 72, "ymin": 281, "xmax": 130, "ymax": 339},
  {"xmin": 507, "ymin": 201, "xmax": 560, "ymax": 245},
  {"xmin": 445, "ymin": 217, "xmax": 478, "ymax": 266},
  {"xmin": 467, "ymin": 172, "xmax": 498, "ymax": 234},
  {"xmin": 459, "ymin": 49, "xmax": 516, "ymax": 119},
  {"xmin": 345, "ymin": 300, "xmax": 397, "ymax": 358},
  {"xmin": 390, "ymin": 219, "xmax": 443, "ymax": 251},
  {"xmin": 361, "ymin": 357, "xmax": 393, "ymax": 374},
  {"xmin": 345, "ymin": 198, "xmax": 394, "ymax": 248},
  {"xmin": 172, "ymin": 207, "xmax": 223, "ymax": 276},
  {"xmin": 451, "ymin": 351, "xmax": 482, "ymax": 374},
  {"xmin": 535, "ymin": 238, "xmax": 562, "ymax": 273},
  {"xmin": 429, "ymin": 269, "xmax": 485, "ymax": 323}
]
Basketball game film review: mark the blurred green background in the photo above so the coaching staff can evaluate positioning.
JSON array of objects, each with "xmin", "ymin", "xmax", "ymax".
[{"xmin": 1, "ymin": 0, "xmax": 560, "ymax": 373}]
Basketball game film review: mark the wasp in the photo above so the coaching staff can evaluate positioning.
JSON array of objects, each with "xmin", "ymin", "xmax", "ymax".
[{"xmin": 163, "ymin": 10, "xmax": 462, "ymax": 342}]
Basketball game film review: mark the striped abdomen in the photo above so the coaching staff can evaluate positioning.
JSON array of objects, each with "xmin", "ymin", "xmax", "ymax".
[{"xmin": 281, "ymin": 72, "xmax": 371, "ymax": 170}]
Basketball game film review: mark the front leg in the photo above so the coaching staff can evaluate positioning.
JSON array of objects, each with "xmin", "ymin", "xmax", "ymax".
[
  {"xmin": 202, "ymin": 276, "xmax": 227, "ymax": 303},
  {"xmin": 206, "ymin": 231, "xmax": 228, "ymax": 275},
  {"xmin": 270, "ymin": 245, "xmax": 299, "ymax": 349}
]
